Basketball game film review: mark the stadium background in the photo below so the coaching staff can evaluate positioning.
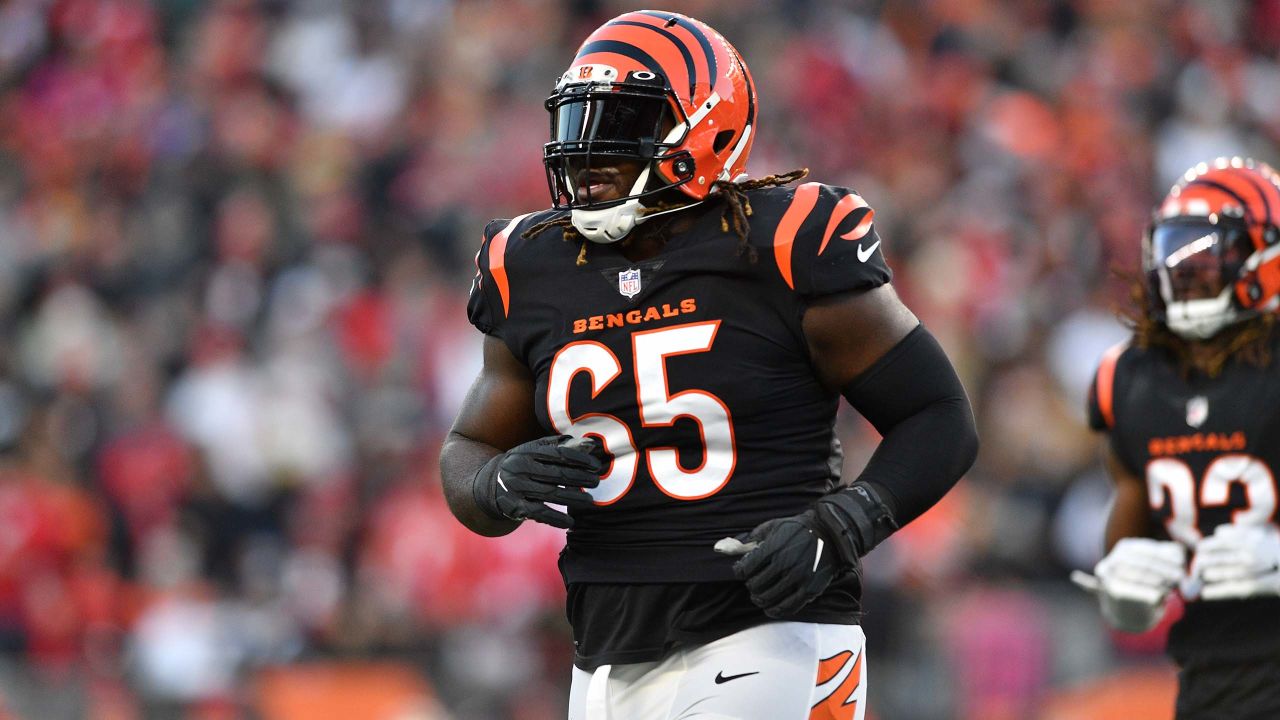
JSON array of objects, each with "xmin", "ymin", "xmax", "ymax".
[{"xmin": 0, "ymin": 0, "xmax": 1271, "ymax": 717}]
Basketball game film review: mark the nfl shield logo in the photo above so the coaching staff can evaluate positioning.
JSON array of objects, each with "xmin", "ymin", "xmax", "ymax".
[
  {"xmin": 1186, "ymin": 395, "xmax": 1209, "ymax": 428},
  {"xmin": 618, "ymin": 268, "xmax": 642, "ymax": 298}
]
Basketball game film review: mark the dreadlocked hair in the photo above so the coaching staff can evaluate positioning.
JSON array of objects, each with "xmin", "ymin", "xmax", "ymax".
[
  {"xmin": 1121, "ymin": 271, "xmax": 1276, "ymax": 379},
  {"xmin": 711, "ymin": 168, "xmax": 809, "ymax": 263},
  {"xmin": 521, "ymin": 212, "xmax": 591, "ymax": 266},
  {"xmin": 519, "ymin": 168, "xmax": 810, "ymax": 266}
]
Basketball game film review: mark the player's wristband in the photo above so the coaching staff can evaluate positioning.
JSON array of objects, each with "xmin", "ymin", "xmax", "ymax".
[{"xmin": 814, "ymin": 481, "xmax": 899, "ymax": 564}]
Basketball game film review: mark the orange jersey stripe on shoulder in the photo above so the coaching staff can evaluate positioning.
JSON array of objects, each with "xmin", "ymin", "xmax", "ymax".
[
  {"xmin": 818, "ymin": 193, "xmax": 873, "ymax": 255},
  {"xmin": 487, "ymin": 214, "xmax": 531, "ymax": 317},
  {"xmin": 774, "ymin": 182, "xmax": 822, "ymax": 289},
  {"xmin": 1096, "ymin": 341, "xmax": 1127, "ymax": 429}
]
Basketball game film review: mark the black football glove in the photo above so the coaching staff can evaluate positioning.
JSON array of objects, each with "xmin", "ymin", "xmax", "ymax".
[
  {"xmin": 724, "ymin": 510, "xmax": 843, "ymax": 618},
  {"xmin": 720, "ymin": 482, "xmax": 898, "ymax": 618},
  {"xmin": 473, "ymin": 435, "xmax": 605, "ymax": 529}
]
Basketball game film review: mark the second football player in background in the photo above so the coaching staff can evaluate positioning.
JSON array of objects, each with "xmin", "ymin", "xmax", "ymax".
[{"xmin": 1078, "ymin": 157, "xmax": 1280, "ymax": 719}]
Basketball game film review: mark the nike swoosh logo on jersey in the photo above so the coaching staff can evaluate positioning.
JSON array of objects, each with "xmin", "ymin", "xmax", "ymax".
[
  {"xmin": 857, "ymin": 240, "xmax": 880, "ymax": 263},
  {"xmin": 714, "ymin": 671, "xmax": 760, "ymax": 684},
  {"xmin": 813, "ymin": 538, "xmax": 825, "ymax": 572}
]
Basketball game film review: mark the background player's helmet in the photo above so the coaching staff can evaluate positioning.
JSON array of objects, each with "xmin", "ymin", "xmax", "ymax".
[
  {"xmin": 1144, "ymin": 157, "xmax": 1280, "ymax": 339},
  {"xmin": 542, "ymin": 11, "xmax": 757, "ymax": 243}
]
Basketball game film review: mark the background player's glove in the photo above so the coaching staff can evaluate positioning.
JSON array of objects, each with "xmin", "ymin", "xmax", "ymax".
[
  {"xmin": 472, "ymin": 435, "xmax": 604, "ymax": 529},
  {"xmin": 1190, "ymin": 524, "xmax": 1280, "ymax": 600},
  {"xmin": 717, "ymin": 510, "xmax": 842, "ymax": 618},
  {"xmin": 1071, "ymin": 538, "xmax": 1185, "ymax": 633}
]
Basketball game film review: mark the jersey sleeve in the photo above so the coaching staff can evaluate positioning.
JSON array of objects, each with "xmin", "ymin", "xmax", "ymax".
[
  {"xmin": 1086, "ymin": 342, "xmax": 1129, "ymax": 431},
  {"xmin": 467, "ymin": 218, "xmax": 515, "ymax": 338},
  {"xmin": 784, "ymin": 184, "xmax": 893, "ymax": 300},
  {"xmin": 1086, "ymin": 341, "xmax": 1147, "ymax": 475}
]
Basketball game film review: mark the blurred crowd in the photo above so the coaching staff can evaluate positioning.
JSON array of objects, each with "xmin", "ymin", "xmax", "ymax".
[{"xmin": 0, "ymin": 0, "xmax": 1276, "ymax": 718}]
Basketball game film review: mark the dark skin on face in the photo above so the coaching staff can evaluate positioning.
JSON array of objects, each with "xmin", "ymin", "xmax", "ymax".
[
  {"xmin": 571, "ymin": 156, "xmax": 690, "ymax": 262},
  {"xmin": 1164, "ymin": 263, "xmax": 1244, "ymax": 367},
  {"xmin": 574, "ymin": 158, "xmax": 644, "ymax": 205},
  {"xmin": 567, "ymin": 109, "xmax": 680, "ymax": 260},
  {"xmin": 576, "ymin": 105, "xmax": 678, "ymax": 205},
  {"xmin": 1169, "ymin": 264, "xmax": 1227, "ymax": 301}
]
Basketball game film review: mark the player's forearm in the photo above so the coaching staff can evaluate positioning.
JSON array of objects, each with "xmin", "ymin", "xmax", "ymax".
[
  {"xmin": 440, "ymin": 431, "xmax": 521, "ymax": 537},
  {"xmin": 824, "ymin": 325, "xmax": 978, "ymax": 557},
  {"xmin": 851, "ymin": 393, "xmax": 977, "ymax": 525},
  {"xmin": 1103, "ymin": 450, "xmax": 1155, "ymax": 550}
]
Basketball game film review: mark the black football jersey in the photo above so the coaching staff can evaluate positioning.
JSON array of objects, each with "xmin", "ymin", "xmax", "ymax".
[
  {"xmin": 1087, "ymin": 340, "xmax": 1280, "ymax": 665},
  {"xmin": 468, "ymin": 183, "xmax": 890, "ymax": 667},
  {"xmin": 469, "ymin": 183, "xmax": 888, "ymax": 585}
]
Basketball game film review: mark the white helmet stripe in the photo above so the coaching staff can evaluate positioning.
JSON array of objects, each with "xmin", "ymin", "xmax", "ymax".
[
  {"xmin": 716, "ymin": 123, "xmax": 752, "ymax": 182},
  {"xmin": 683, "ymin": 92, "xmax": 721, "ymax": 128},
  {"xmin": 1245, "ymin": 241, "xmax": 1280, "ymax": 272}
]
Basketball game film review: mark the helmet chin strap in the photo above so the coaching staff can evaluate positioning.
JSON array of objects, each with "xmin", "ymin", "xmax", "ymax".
[
  {"xmin": 570, "ymin": 161, "xmax": 650, "ymax": 242},
  {"xmin": 1164, "ymin": 288, "xmax": 1239, "ymax": 340},
  {"xmin": 571, "ymin": 161, "xmax": 705, "ymax": 244},
  {"xmin": 571, "ymin": 202, "xmax": 642, "ymax": 244},
  {"xmin": 571, "ymin": 164, "xmax": 652, "ymax": 244}
]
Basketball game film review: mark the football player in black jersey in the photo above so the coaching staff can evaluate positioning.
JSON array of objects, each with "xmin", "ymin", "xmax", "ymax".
[
  {"xmin": 440, "ymin": 11, "xmax": 978, "ymax": 719},
  {"xmin": 1076, "ymin": 158, "xmax": 1280, "ymax": 719}
]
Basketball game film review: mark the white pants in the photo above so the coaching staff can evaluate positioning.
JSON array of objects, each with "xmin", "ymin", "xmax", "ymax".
[{"xmin": 568, "ymin": 622, "xmax": 867, "ymax": 720}]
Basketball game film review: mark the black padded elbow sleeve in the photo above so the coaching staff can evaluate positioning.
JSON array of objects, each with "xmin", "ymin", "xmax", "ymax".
[{"xmin": 839, "ymin": 325, "xmax": 978, "ymax": 528}]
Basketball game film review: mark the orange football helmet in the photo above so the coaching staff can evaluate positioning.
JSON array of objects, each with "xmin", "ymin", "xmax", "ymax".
[
  {"xmin": 543, "ymin": 10, "xmax": 757, "ymax": 243},
  {"xmin": 1145, "ymin": 157, "xmax": 1280, "ymax": 339}
]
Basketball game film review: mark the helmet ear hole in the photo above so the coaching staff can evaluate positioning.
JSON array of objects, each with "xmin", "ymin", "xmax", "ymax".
[{"xmin": 713, "ymin": 129, "xmax": 736, "ymax": 154}]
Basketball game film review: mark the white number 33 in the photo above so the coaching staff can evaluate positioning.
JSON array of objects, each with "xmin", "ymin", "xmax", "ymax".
[{"xmin": 1147, "ymin": 454, "xmax": 1277, "ymax": 544}]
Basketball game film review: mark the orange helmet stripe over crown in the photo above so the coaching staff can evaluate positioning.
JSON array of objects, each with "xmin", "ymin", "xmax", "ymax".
[
  {"xmin": 596, "ymin": 19, "xmax": 698, "ymax": 99},
  {"xmin": 572, "ymin": 11, "xmax": 742, "ymax": 115},
  {"xmin": 634, "ymin": 10, "xmax": 727, "ymax": 96},
  {"xmin": 1212, "ymin": 173, "xmax": 1278, "ymax": 221},
  {"xmin": 1164, "ymin": 159, "xmax": 1280, "ymax": 235}
]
